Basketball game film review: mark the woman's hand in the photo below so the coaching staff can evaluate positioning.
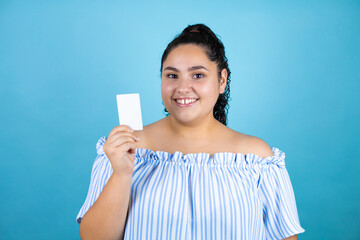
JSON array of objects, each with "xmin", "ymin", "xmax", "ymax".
[{"xmin": 103, "ymin": 125, "xmax": 140, "ymax": 178}]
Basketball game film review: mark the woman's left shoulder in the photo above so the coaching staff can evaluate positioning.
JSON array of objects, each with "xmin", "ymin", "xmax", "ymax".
[{"xmin": 227, "ymin": 129, "xmax": 274, "ymax": 159}]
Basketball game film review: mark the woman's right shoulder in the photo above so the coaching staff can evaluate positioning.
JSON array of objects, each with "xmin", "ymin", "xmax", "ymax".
[{"xmin": 134, "ymin": 119, "xmax": 166, "ymax": 149}]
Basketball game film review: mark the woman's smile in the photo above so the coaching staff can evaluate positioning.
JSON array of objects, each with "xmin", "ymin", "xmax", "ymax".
[{"xmin": 174, "ymin": 98, "xmax": 199, "ymax": 106}]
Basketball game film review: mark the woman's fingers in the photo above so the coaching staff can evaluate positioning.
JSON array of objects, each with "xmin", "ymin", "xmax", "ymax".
[
  {"xmin": 107, "ymin": 132, "xmax": 140, "ymax": 145},
  {"xmin": 102, "ymin": 125, "xmax": 139, "ymax": 177},
  {"xmin": 118, "ymin": 142, "xmax": 137, "ymax": 155},
  {"xmin": 110, "ymin": 135, "xmax": 138, "ymax": 148},
  {"xmin": 108, "ymin": 125, "xmax": 133, "ymax": 139},
  {"xmin": 103, "ymin": 136, "xmax": 136, "ymax": 154}
]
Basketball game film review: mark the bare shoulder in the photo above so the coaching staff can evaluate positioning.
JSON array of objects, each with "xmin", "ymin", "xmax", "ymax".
[
  {"xmin": 245, "ymin": 135, "xmax": 274, "ymax": 158},
  {"xmin": 134, "ymin": 119, "xmax": 166, "ymax": 149},
  {"xmin": 228, "ymin": 129, "xmax": 274, "ymax": 158},
  {"xmin": 134, "ymin": 125, "xmax": 152, "ymax": 149}
]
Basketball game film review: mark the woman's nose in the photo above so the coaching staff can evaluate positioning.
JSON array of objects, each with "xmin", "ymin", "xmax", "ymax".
[{"xmin": 177, "ymin": 78, "xmax": 192, "ymax": 93}]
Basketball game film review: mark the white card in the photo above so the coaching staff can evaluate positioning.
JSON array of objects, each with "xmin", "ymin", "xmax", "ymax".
[{"xmin": 116, "ymin": 93, "xmax": 143, "ymax": 130}]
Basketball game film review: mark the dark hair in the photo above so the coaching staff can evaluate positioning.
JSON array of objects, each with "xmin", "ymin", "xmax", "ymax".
[{"xmin": 160, "ymin": 23, "xmax": 231, "ymax": 125}]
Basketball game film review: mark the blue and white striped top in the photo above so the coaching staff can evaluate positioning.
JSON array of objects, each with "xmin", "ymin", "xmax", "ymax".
[{"xmin": 76, "ymin": 137, "xmax": 305, "ymax": 239}]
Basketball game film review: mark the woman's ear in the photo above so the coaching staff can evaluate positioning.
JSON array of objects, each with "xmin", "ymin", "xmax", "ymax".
[{"xmin": 219, "ymin": 68, "xmax": 228, "ymax": 94}]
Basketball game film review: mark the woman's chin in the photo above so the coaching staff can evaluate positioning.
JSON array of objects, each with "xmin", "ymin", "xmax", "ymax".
[{"xmin": 167, "ymin": 112, "xmax": 205, "ymax": 126}]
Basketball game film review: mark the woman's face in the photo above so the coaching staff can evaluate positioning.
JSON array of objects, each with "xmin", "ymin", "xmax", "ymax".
[{"xmin": 161, "ymin": 44, "xmax": 227, "ymax": 125}]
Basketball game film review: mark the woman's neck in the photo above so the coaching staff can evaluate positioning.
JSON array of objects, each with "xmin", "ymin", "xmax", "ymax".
[{"xmin": 164, "ymin": 114, "xmax": 221, "ymax": 141}]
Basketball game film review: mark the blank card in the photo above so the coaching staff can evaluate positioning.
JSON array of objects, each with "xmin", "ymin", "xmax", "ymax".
[{"xmin": 116, "ymin": 93, "xmax": 143, "ymax": 130}]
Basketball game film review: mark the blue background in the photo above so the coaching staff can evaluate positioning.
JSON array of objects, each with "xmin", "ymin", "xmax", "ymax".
[{"xmin": 1, "ymin": 1, "xmax": 359, "ymax": 239}]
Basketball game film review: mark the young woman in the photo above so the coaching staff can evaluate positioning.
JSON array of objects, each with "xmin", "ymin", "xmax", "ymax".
[{"xmin": 76, "ymin": 24, "xmax": 305, "ymax": 239}]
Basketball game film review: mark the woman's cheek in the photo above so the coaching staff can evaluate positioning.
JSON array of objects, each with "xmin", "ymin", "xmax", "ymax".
[
  {"xmin": 162, "ymin": 82, "xmax": 175, "ymax": 94},
  {"xmin": 195, "ymin": 81, "xmax": 216, "ymax": 97},
  {"xmin": 161, "ymin": 82, "xmax": 176, "ymax": 104}
]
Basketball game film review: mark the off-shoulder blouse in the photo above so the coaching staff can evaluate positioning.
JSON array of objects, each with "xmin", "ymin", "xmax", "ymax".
[{"xmin": 76, "ymin": 137, "xmax": 305, "ymax": 239}]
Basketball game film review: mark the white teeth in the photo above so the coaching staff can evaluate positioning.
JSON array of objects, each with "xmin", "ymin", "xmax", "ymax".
[{"xmin": 176, "ymin": 99, "xmax": 197, "ymax": 104}]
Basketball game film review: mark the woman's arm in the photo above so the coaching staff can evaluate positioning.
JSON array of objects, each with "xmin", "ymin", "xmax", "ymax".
[
  {"xmin": 283, "ymin": 234, "xmax": 298, "ymax": 240},
  {"xmin": 79, "ymin": 125, "xmax": 138, "ymax": 240},
  {"xmin": 79, "ymin": 174, "xmax": 132, "ymax": 240}
]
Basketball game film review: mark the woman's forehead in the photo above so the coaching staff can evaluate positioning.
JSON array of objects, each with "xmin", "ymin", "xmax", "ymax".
[
  {"xmin": 163, "ymin": 44, "xmax": 215, "ymax": 70},
  {"xmin": 168, "ymin": 44, "xmax": 207, "ymax": 56}
]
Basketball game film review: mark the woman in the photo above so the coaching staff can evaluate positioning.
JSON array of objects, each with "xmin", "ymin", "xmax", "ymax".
[{"xmin": 76, "ymin": 24, "xmax": 305, "ymax": 239}]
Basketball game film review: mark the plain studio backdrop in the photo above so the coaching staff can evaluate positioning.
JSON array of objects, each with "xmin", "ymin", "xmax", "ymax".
[{"xmin": 0, "ymin": 1, "xmax": 359, "ymax": 239}]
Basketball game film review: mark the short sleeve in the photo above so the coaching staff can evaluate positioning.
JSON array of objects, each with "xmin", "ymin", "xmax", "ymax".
[
  {"xmin": 258, "ymin": 148, "xmax": 305, "ymax": 239},
  {"xmin": 76, "ymin": 137, "xmax": 113, "ymax": 224}
]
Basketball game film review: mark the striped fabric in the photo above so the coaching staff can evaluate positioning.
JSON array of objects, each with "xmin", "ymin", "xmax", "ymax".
[{"xmin": 76, "ymin": 137, "xmax": 305, "ymax": 239}]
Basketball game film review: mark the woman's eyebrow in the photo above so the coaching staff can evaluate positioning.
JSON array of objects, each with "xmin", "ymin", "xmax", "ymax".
[
  {"xmin": 189, "ymin": 65, "xmax": 209, "ymax": 71},
  {"xmin": 163, "ymin": 66, "xmax": 209, "ymax": 72},
  {"xmin": 163, "ymin": 66, "xmax": 179, "ymax": 72}
]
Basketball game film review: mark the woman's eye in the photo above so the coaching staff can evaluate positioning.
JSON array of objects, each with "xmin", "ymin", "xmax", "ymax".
[
  {"xmin": 193, "ymin": 73, "xmax": 204, "ymax": 79},
  {"xmin": 167, "ymin": 74, "xmax": 178, "ymax": 79}
]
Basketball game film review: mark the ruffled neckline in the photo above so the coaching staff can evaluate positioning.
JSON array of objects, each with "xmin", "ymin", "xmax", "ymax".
[{"xmin": 96, "ymin": 136, "xmax": 286, "ymax": 167}]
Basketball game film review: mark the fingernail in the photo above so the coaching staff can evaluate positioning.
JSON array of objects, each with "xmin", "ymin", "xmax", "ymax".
[{"xmin": 135, "ymin": 137, "xmax": 140, "ymax": 141}]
